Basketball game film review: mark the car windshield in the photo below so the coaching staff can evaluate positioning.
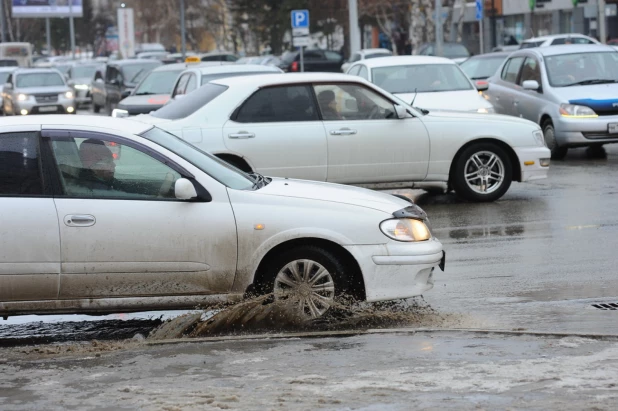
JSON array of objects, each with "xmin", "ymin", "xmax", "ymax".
[
  {"xmin": 545, "ymin": 51, "xmax": 618, "ymax": 87},
  {"xmin": 443, "ymin": 44, "xmax": 470, "ymax": 58},
  {"xmin": 122, "ymin": 63, "xmax": 160, "ymax": 84},
  {"xmin": 140, "ymin": 126, "xmax": 254, "ymax": 190},
  {"xmin": 0, "ymin": 72, "xmax": 12, "ymax": 83},
  {"xmin": 16, "ymin": 72, "xmax": 64, "ymax": 88},
  {"xmin": 201, "ymin": 70, "xmax": 278, "ymax": 84},
  {"xmin": 460, "ymin": 55, "xmax": 508, "ymax": 79},
  {"xmin": 71, "ymin": 65, "xmax": 100, "ymax": 79},
  {"xmin": 53, "ymin": 64, "xmax": 72, "ymax": 75},
  {"xmin": 365, "ymin": 52, "xmax": 391, "ymax": 59},
  {"xmin": 151, "ymin": 83, "xmax": 228, "ymax": 120},
  {"xmin": 372, "ymin": 64, "xmax": 474, "ymax": 93},
  {"xmin": 281, "ymin": 51, "xmax": 297, "ymax": 63},
  {"xmin": 134, "ymin": 70, "xmax": 183, "ymax": 95}
]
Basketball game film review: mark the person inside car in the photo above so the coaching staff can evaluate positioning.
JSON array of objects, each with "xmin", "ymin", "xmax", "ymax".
[
  {"xmin": 317, "ymin": 90, "xmax": 343, "ymax": 120},
  {"xmin": 78, "ymin": 139, "xmax": 124, "ymax": 193}
]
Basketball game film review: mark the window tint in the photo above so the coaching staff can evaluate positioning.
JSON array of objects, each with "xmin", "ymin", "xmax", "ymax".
[
  {"xmin": 134, "ymin": 69, "xmax": 184, "ymax": 95},
  {"xmin": 172, "ymin": 73, "xmax": 191, "ymax": 97},
  {"xmin": 235, "ymin": 85, "xmax": 318, "ymax": 123},
  {"xmin": 358, "ymin": 65, "xmax": 369, "ymax": 80},
  {"xmin": 324, "ymin": 51, "xmax": 342, "ymax": 62},
  {"xmin": 49, "ymin": 136, "xmax": 181, "ymax": 200},
  {"xmin": 314, "ymin": 84, "xmax": 396, "ymax": 121},
  {"xmin": 16, "ymin": 73, "xmax": 64, "ymax": 88},
  {"xmin": 501, "ymin": 57, "xmax": 525, "ymax": 83},
  {"xmin": 519, "ymin": 58, "xmax": 541, "ymax": 84},
  {"xmin": 225, "ymin": 55, "xmax": 238, "ymax": 62},
  {"xmin": 303, "ymin": 51, "xmax": 324, "ymax": 60},
  {"xmin": 373, "ymin": 64, "xmax": 473, "ymax": 93},
  {"xmin": 544, "ymin": 51, "xmax": 618, "ymax": 87},
  {"xmin": 365, "ymin": 52, "xmax": 391, "ymax": 59},
  {"xmin": 153, "ymin": 83, "xmax": 228, "ymax": 120},
  {"xmin": 185, "ymin": 74, "xmax": 198, "ymax": 94},
  {"xmin": 0, "ymin": 132, "xmax": 43, "ymax": 196},
  {"xmin": 460, "ymin": 55, "xmax": 508, "ymax": 79},
  {"xmin": 551, "ymin": 37, "xmax": 595, "ymax": 45}
]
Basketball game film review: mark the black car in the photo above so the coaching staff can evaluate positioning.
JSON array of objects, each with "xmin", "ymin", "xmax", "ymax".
[{"xmin": 278, "ymin": 49, "xmax": 344, "ymax": 73}]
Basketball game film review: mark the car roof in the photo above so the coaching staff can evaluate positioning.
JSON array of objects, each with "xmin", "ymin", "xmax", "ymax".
[
  {"xmin": 191, "ymin": 63, "xmax": 282, "ymax": 75},
  {"xmin": 152, "ymin": 62, "xmax": 199, "ymax": 72},
  {"xmin": 464, "ymin": 51, "xmax": 512, "ymax": 59},
  {"xmin": 212, "ymin": 72, "xmax": 365, "ymax": 88},
  {"xmin": 360, "ymin": 55, "xmax": 454, "ymax": 68},
  {"xmin": 0, "ymin": 66, "xmax": 18, "ymax": 72},
  {"xmin": 358, "ymin": 48, "xmax": 392, "ymax": 55},
  {"xmin": 109, "ymin": 59, "xmax": 163, "ymax": 66},
  {"xmin": 522, "ymin": 34, "xmax": 595, "ymax": 42},
  {"xmin": 13, "ymin": 68, "xmax": 63, "ymax": 75},
  {"xmin": 0, "ymin": 115, "xmax": 152, "ymax": 135},
  {"xmin": 516, "ymin": 44, "xmax": 616, "ymax": 57}
]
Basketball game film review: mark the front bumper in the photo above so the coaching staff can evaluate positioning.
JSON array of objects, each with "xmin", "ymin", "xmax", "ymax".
[
  {"xmin": 73, "ymin": 88, "xmax": 91, "ymax": 104},
  {"xmin": 555, "ymin": 115, "xmax": 618, "ymax": 146},
  {"xmin": 344, "ymin": 238, "xmax": 444, "ymax": 302},
  {"xmin": 14, "ymin": 98, "xmax": 76, "ymax": 115},
  {"xmin": 513, "ymin": 146, "xmax": 551, "ymax": 182}
]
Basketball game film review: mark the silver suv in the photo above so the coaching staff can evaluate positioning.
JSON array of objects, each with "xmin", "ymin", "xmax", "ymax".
[
  {"xmin": 485, "ymin": 45, "xmax": 618, "ymax": 159},
  {"xmin": 1, "ymin": 68, "xmax": 76, "ymax": 116}
]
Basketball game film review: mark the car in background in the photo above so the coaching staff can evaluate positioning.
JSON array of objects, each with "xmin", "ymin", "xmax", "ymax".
[
  {"xmin": 136, "ymin": 51, "xmax": 170, "ymax": 60},
  {"xmin": 0, "ymin": 115, "xmax": 444, "ymax": 319},
  {"xmin": 347, "ymin": 56, "xmax": 494, "ymax": 114},
  {"xmin": 519, "ymin": 34, "xmax": 600, "ymax": 49},
  {"xmin": 135, "ymin": 73, "xmax": 549, "ymax": 202},
  {"xmin": 66, "ymin": 62, "xmax": 105, "ymax": 107},
  {"xmin": 0, "ymin": 59, "xmax": 18, "ymax": 67},
  {"xmin": 1, "ymin": 68, "xmax": 76, "ymax": 115},
  {"xmin": 167, "ymin": 52, "xmax": 198, "ymax": 63},
  {"xmin": 0, "ymin": 67, "xmax": 17, "ymax": 112},
  {"xmin": 459, "ymin": 51, "xmax": 511, "ymax": 89},
  {"xmin": 111, "ymin": 63, "xmax": 194, "ymax": 117},
  {"xmin": 484, "ymin": 45, "xmax": 618, "ymax": 159},
  {"xmin": 415, "ymin": 42, "xmax": 471, "ymax": 64},
  {"xmin": 492, "ymin": 45, "xmax": 520, "ymax": 52},
  {"xmin": 193, "ymin": 52, "xmax": 239, "ymax": 62},
  {"xmin": 278, "ymin": 49, "xmax": 344, "ymax": 72},
  {"xmin": 341, "ymin": 48, "xmax": 393, "ymax": 73},
  {"xmin": 165, "ymin": 63, "xmax": 282, "ymax": 105},
  {"xmin": 91, "ymin": 59, "xmax": 162, "ymax": 115}
]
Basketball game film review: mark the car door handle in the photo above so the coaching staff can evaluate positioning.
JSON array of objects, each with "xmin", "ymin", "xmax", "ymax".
[
  {"xmin": 64, "ymin": 214, "xmax": 96, "ymax": 227},
  {"xmin": 228, "ymin": 132, "xmax": 255, "ymax": 139},
  {"xmin": 330, "ymin": 128, "xmax": 357, "ymax": 135}
]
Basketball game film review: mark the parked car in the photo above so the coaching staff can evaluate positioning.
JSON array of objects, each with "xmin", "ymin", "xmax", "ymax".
[
  {"xmin": 192, "ymin": 52, "xmax": 239, "ymax": 62},
  {"xmin": 66, "ymin": 62, "xmax": 105, "ymax": 107},
  {"xmin": 1, "ymin": 68, "xmax": 76, "ymax": 115},
  {"xmin": 0, "ymin": 66, "xmax": 17, "ymax": 112},
  {"xmin": 278, "ymin": 49, "xmax": 344, "ymax": 72},
  {"xmin": 459, "ymin": 51, "xmax": 512, "ymax": 89},
  {"xmin": 136, "ymin": 73, "xmax": 550, "ymax": 202},
  {"xmin": 0, "ymin": 115, "xmax": 445, "ymax": 319},
  {"xmin": 112, "ymin": 63, "xmax": 194, "ymax": 117},
  {"xmin": 91, "ymin": 59, "xmax": 163, "ymax": 115},
  {"xmin": 415, "ymin": 42, "xmax": 471, "ymax": 64},
  {"xmin": 346, "ymin": 56, "xmax": 495, "ymax": 113},
  {"xmin": 484, "ymin": 44, "xmax": 618, "ymax": 159},
  {"xmin": 519, "ymin": 34, "xmax": 600, "ymax": 49},
  {"xmin": 341, "ymin": 48, "xmax": 393, "ymax": 73}
]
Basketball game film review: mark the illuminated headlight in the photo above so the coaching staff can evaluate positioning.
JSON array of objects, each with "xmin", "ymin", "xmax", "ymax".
[
  {"xmin": 477, "ymin": 106, "xmax": 495, "ymax": 114},
  {"xmin": 64, "ymin": 91, "xmax": 74, "ymax": 99},
  {"xmin": 17, "ymin": 93, "xmax": 28, "ymax": 101},
  {"xmin": 559, "ymin": 103, "xmax": 597, "ymax": 118},
  {"xmin": 380, "ymin": 218, "xmax": 431, "ymax": 242},
  {"xmin": 111, "ymin": 108, "xmax": 129, "ymax": 118},
  {"xmin": 74, "ymin": 84, "xmax": 89, "ymax": 90},
  {"xmin": 532, "ymin": 130, "xmax": 546, "ymax": 147}
]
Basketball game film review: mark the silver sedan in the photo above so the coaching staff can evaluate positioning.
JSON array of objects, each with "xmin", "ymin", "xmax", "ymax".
[{"xmin": 485, "ymin": 44, "xmax": 618, "ymax": 159}]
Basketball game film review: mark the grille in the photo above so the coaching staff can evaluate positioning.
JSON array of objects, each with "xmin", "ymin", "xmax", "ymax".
[
  {"xmin": 583, "ymin": 132, "xmax": 618, "ymax": 140},
  {"xmin": 592, "ymin": 303, "xmax": 618, "ymax": 310},
  {"xmin": 595, "ymin": 109, "xmax": 618, "ymax": 117},
  {"xmin": 34, "ymin": 94, "xmax": 58, "ymax": 103}
]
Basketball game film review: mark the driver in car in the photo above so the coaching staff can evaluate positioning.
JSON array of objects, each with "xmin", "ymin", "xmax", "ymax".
[{"xmin": 79, "ymin": 139, "xmax": 125, "ymax": 193}]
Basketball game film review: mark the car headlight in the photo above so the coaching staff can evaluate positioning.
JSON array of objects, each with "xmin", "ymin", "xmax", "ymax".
[
  {"xmin": 532, "ymin": 130, "xmax": 546, "ymax": 147},
  {"xmin": 64, "ymin": 91, "xmax": 74, "ymax": 99},
  {"xmin": 380, "ymin": 218, "xmax": 431, "ymax": 242},
  {"xmin": 17, "ymin": 93, "xmax": 28, "ymax": 101},
  {"xmin": 477, "ymin": 107, "xmax": 495, "ymax": 114},
  {"xmin": 559, "ymin": 103, "xmax": 597, "ymax": 118},
  {"xmin": 111, "ymin": 108, "xmax": 129, "ymax": 118},
  {"xmin": 74, "ymin": 84, "xmax": 89, "ymax": 90}
]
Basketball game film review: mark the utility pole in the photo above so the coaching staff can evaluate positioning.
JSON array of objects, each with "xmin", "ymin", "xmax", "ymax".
[
  {"xmin": 490, "ymin": 0, "xmax": 496, "ymax": 49},
  {"xmin": 180, "ymin": 0, "xmax": 186, "ymax": 60},
  {"xmin": 46, "ymin": 18, "xmax": 51, "ymax": 56},
  {"xmin": 69, "ymin": 0, "xmax": 76, "ymax": 58},
  {"xmin": 435, "ymin": 0, "xmax": 443, "ymax": 57},
  {"xmin": 598, "ymin": 0, "xmax": 607, "ymax": 44},
  {"xmin": 348, "ymin": 0, "xmax": 361, "ymax": 56},
  {"xmin": 0, "ymin": 0, "xmax": 7, "ymax": 43}
]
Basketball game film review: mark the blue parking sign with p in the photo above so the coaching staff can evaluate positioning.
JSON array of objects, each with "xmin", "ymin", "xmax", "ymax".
[{"xmin": 291, "ymin": 10, "xmax": 309, "ymax": 29}]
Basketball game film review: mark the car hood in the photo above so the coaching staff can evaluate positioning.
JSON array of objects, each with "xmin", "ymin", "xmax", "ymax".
[
  {"xmin": 550, "ymin": 84, "xmax": 618, "ymax": 111},
  {"xmin": 16, "ymin": 86, "xmax": 70, "ymax": 94},
  {"xmin": 132, "ymin": 113, "xmax": 174, "ymax": 125},
  {"xmin": 69, "ymin": 77, "xmax": 92, "ymax": 85},
  {"xmin": 119, "ymin": 94, "xmax": 171, "ymax": 107},
  {"xmin": 257, "ymin": 177, "xmax": 412, "ymax": 214},
  {"xmin": 395, "ymin": 90, "xmax": 491, "ymax": 111},
  {"xmin": 422, "ymin": 109, "xmax": 538, "ymax": 128}
]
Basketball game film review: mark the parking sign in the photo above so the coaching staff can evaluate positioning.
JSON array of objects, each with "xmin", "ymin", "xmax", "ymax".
[
  {"xmin": 475, "ymin": 0, "xmax": 483, "ymax": 21},
  {"xmin": 291, "ymin": 10, "xmax": 309, "ymax": 29}
]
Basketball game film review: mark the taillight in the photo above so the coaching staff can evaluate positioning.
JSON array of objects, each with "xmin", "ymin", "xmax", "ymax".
[
  {"xmin": 291, "ymin": 61, "xmax": 299, "ymax": 72},
  {"xmin": 105, "ymin": 141, "xmax": 122, "ymax": 160}
]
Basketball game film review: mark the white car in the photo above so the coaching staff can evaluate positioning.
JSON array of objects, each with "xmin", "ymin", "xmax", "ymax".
[
  {"xmin": 136, "ymin": 73, "xmax": 550, "ymax": 202},
  {"xmin": 341, "ymin": 48, "xmax": 393, "ymax": 73},
  {"xmin": 0, "ymin": 115, "xmax": 444, "ymax": 319},
  {"xmin": 345, "ymin": 56, "xmax": 495, "ymax": 114},
  {"xmin": 519, "ymin": 34, "xmax": 600, "ymax": 49}
]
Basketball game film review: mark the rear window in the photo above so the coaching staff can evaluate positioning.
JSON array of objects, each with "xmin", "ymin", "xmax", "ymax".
[
  {"xmin": 151, "ymin": 83, "xmax": 228, "ymax": 120},
  {"xmin": 281, "ymin": 51, "xmax": 298, "ymax": 63}
]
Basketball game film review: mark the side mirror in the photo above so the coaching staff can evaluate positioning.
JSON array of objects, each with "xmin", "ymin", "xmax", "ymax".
[
  {"xmin": 522, "ymin": 80, "xmax": 540, "ymax": 91},
  {"xmin": 109, "ymin": 78, "xmax": 120, "ymax": 86},
  {"xmin": 394, "ymin": 104, "xmax": 407, "ymax": 119},
  {"xmin": 121, "ymin": 90, "xmax": 132, "ymax": 98},
  {"xmin": 175, "ymin": 178, "xmax": 198, "ymax": 200},
  {"xmin": 475, "ymin": 80, "xmax": 489, "ymax": 91},
  {"xmin": 174, "ymin": 94, "xmax": 186, "ymax": 100}
]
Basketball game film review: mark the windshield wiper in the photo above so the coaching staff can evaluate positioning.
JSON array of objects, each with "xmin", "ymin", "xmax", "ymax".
[
  {"xmin": 470, "ymin": 76, "xmax": 489, "ymax": 80},
  {"xmin": 564, "ymin": 79, "xmax": 618, "ymax": 86},
  {"xmin": 135, "ymin": 91, "xmax": 156, "ymax": 95},
  {"xmin": 248, "ymin": 172, "xmax": 269, "ymax": 189}
]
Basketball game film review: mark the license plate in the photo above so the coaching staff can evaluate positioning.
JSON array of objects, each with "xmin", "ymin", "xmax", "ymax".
[
  {"xmin": 38, "ymin": 106, "xmax": 57, "ymax": 112},
  {"xmin": 609, "ymin": 123, "xmax": 618, "ymax": 134}
]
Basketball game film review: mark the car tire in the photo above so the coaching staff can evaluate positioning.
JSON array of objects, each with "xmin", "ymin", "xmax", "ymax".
[
  {"xmin": 258, "ymin": 245, "xmax": 350, "ymax": 320},
  {"xmin": 452, "ymin": 142, "xmax": 513, "ymax": 202},
  {"xmin": 543, "ymin": 120, "xmax": 567, "ymax": 160}
]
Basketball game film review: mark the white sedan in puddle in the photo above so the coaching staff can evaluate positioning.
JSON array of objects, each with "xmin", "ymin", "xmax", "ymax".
[
  {"xmin": 136, "ymin": 72, "xmax": 550, "ymax": 202},
  {"xmin": 0, "ymin": 115, "xmax": 444, "ymax": 320}
]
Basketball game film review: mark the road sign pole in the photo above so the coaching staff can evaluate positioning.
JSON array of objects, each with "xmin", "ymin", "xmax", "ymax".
[
  {"xmin": 476, "ymin": 0, "xmax": 483, "ymax": 54},
  {"xmin": 435, "ymin": 0, "xmax": 443, "ymax": 57},
  {"xmin": 300, "ymin": 47, "xmax": 304, "ymax": 72},
  {"xmin": 46, "ymin": 18, "xmax": 51, "ymax": 57},
  {"xmin": 479, "ymin": 18, "xmax": 484, "ymax": 54},
  {"xmin": 69, "ymin": 1, "xmax": 76, "ymax": 59},
  {"xmin": 180, "ymin": 0, "xmax": 187, "ymax": 60}
]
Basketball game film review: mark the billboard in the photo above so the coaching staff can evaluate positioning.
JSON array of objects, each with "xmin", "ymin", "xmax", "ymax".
[
  {"xmin": 117, "ymin": 8, "xmax": 135, "ymax": 59},
  {"xmin": 11, "ymin": 0, "xmax": 83, "ymax": 18}
]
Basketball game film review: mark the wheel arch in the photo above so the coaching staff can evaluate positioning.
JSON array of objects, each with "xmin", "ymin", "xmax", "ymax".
[
  {"xmin": 449, "ymin": 138, "xmax": 522, "ymax": 183},
  {"xmin": 250, "ymin": 237, "xmax": 366, "ymax": 301}
]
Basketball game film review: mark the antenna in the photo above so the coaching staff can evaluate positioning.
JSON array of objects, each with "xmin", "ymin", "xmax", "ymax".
[{"xmin": 410, "ymin": 88, "xmax": 418, "ymax": 107}]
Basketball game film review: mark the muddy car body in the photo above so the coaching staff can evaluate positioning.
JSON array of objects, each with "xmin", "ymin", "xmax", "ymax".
[{"xmin": 0, "ymin": 116, "xmax": 444, "ymax": 319}]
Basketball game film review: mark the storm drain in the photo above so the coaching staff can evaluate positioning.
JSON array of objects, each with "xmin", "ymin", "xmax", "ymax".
[{"xmin": 592, "ymin": 303, "xmax": 618, "ymax": 310}]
